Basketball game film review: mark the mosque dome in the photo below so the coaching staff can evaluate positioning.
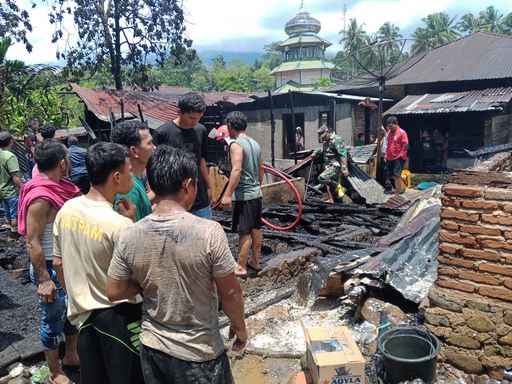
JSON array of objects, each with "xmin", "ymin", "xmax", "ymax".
[{"xmin": 284, "ymin": 7, "xmax": 321, "ymax": 36}]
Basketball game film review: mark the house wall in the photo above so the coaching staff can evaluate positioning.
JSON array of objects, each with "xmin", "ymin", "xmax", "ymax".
[
  {"xmin": 484, "ymin": 113, "xmax": 512, "ymax": 146},
  {"xmin": 425, "ymin": 153, "xmax": 512, "ymax": 379},
  {"xmin": 243, "ymin": 102, "xmax": 353, "ymax": 161},
  {"xmin": 276, "ymin": 68, "xmax": 333, "ymax": 87},
  {"xmin": 353, "ymin": 105, "xmax": 380, "ymax": 143}
]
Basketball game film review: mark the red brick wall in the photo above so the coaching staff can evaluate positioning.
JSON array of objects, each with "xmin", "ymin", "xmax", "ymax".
[
  {"xmin": 438, "ymin": 183, "xmax": 512, "ymax": 300},
  {"xmin": 425, "ymin": 152, "xmax": 512, "ymax": 379}
]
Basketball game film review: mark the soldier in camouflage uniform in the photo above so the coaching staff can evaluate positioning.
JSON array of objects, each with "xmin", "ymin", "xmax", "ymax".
[{"xmin": 312, "ymin": 126, "xmax": 349, "ymax": 203}]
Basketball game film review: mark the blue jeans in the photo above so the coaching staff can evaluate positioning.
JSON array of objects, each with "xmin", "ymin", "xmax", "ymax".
[
  {"xmin": 2, "ymin": 194, "xmax": 18, "ymax": 221},
  {"xmin": 30, "ymin": 263, "xmax": 77, "ymax": 350},
  {"xmin": 191, "ymin": 205, "xmax": 212, "ymax": 220}
]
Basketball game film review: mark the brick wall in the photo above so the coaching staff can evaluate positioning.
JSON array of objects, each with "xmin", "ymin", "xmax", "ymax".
[{"xmin": 425, "ymin": 152, "xmax": 512, "ymax": 380}]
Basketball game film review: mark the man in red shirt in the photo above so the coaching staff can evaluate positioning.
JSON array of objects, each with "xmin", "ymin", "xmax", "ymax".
[{"xmin": 384, "ymin": 116, "xmax": 408, "ymax": 195}]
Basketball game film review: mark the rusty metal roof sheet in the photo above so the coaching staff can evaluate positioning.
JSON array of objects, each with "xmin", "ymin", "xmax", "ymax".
[
  {"xmin": 347, "ymin": 163, "xmax": 389, "ymax": 205},
  {"xmin": 349, "ymin": 144, "xmax": 377, "ymax": 164},
  {"xmin": 325, "ymin": 32, "xmax": 512, "ymax": 92},
  {"xmin": 153, "ymin": 88, "xmax": 257, "ymax": 106},
  {"xmin": 71, "ymin": 83, "xmax": 179, "ymax": 129},
  {"xmin": 384, "ymin": 87, "xmax": 512, "ymax": 115}
]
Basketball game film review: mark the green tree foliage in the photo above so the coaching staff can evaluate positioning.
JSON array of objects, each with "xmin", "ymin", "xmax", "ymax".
[
  {"xmin": 0, "ymin": 0, "xmax": 33, "ymax": 52},
  {"xmin": 48, "ymin": 0, "xmax": 190, "ymax": 90},
  {"xmin": 0, "ymin": 38, "xmax": 80, "ymax": 134},
  {"xmin": 457, "ymin": 13, "xmax": 485, "ymax": 34},
  {"xmin": 262, "ymin": 41, "xmax": 282, "ymax": 69},
  {"xmin": 252, "ymin": 67, "xmax": 275, "ymax": 91},
  {"xmin": 458, "ymin": 7, "xmax": 512, "ymax": 35},
  {"xmin": 340, "ymin": 18, "xmax": 369, "ymax": 54},
  {"xmin": 336, "ymin": 19, "xmax": 405, "ymax": 79},
  {"xmin": 479, "ymin": 6, "xmax": 504, "ymax": 33},
  {"xmin": 502, "ymin": 13, "xmax": 512, "ymax": 35},
  {"xmin": 378, "ymin": 22, "xmax": 402, "ymax": 52},
  {"xmin": 411, "ymin": 12, "xmax": 460, "ymax": 54},
  {"xmin": 311, "ymin": 77, "xmax": 333, "ymax": 90},
  {"xmin": 332, "ymin": 6, "xmax": 512, "ymax": 83}
]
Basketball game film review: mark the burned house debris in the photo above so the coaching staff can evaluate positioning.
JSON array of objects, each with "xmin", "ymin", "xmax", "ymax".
[{"xmin": 3, "ymin": 26, "xmax": 512, "ymax": 384}]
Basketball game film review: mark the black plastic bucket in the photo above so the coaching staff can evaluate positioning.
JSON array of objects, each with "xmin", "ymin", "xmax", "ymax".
[{"xmin": 377, "ymin": 326, "xmax": 440, "ymax": 384}]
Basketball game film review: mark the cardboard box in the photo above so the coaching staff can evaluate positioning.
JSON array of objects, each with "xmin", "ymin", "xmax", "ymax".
[{"xmin": 304, "ymin": 326, "xmax": 365, "ymax": 384}]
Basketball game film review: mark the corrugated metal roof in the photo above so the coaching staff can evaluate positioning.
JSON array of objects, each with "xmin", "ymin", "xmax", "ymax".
[
  {"xmin": 71, "ymin": 83, "xmax": 180, "ymax": 129},
  {"xmin": 346, "ymin": 162, "xmax": 389, "ymax": 205},
  {"xmin": 349, "ymin": 144, "xmax": 377, "ymax": 164},
  {"xmin": 325, "ymin": 32, "xmax": 512, "ymax": 92},
  {"xmin": 384, "ymin": 87, "xmax": 512, "ymax": 115},
  {"xmin": 270, "ymin": 59, "xmax": 335, "ymax": 74},
  {"xmin": 278, "ymin": 35, "xmax": 332, "ymax": 48}
]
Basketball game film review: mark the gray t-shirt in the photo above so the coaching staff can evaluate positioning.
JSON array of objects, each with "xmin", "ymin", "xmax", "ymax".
[{"xmin": 108, "ymin": 212, "xmax": 237, "ymax": 362}]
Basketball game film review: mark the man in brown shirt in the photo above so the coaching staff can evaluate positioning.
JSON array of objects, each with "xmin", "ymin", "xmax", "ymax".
[{"xmin": 107, "ymin": 145, "xmax": 246, "ymax": 384}]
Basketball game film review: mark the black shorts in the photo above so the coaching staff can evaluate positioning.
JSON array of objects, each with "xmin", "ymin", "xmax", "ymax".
[
  {"xmin": 386, "ymin": 158, "xmax": 405, "ymax": 177},
  {"xmin": 231, "ymin": 197, "xmax": 262, "ymax": 234},
  {"xmin": 77, "ymin": 303, "xmax": 143, "ymax": 384},
  {"xmin": 140, "ymin": 344, "xmax": 234, "ymax": 384}
]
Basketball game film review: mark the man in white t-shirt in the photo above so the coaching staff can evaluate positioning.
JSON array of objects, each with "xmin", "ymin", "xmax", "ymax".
[{"xmin": 53, "ymin": 142, "xmax": 143, "ymax": 384}]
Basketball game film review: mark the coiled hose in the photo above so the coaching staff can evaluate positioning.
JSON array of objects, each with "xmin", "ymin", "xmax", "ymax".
[{"xmin": 212, "ymin": 164, "xmax": 303, "ymax": 231}]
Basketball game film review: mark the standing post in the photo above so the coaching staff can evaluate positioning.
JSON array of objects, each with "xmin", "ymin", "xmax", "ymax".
[
  {"xmin": 268, "ymin": 89, "xmax": 276, "ymax": 167},
  {"xmin": 376, "ymin": 77, "xmax": 385, "ymax": 182},
  {"xmin": 328, "ymin": 98, "xmax": 336, "ymax": 133},
  {"xmin": 288, "ymin": 91, "xmax": 297, "ymax": 164}
]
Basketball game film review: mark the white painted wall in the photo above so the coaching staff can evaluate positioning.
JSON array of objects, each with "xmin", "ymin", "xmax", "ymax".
[
  {"xmin": 241, "ymin": 103, "xmax": 354, "ymax": 161},
  {"xmin": 276, "ymin": 68, "xmax": 333, "ymax": 87}
]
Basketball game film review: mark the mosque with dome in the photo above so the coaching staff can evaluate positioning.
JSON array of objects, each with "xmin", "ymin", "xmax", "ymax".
[{"xmin": 270, "ymin": 3, "xmax": 335, "ymax": 92}]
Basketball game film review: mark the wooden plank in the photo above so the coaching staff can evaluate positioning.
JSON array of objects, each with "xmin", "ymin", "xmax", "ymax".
[
  {"xmin": 319, "ymin": 271, "xmax": 345, "ymax": 297},
  {"xmin": 261, "ymin": 178, "xmax": 305, "ymax": 204},
  {"xmin": 208, "ymin": 167, "xmax": 229, "ymax": 202}
]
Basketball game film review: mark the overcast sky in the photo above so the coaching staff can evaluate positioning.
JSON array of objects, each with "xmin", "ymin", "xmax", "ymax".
[{"xmin": 8, "ymin": 0, "xmax": 512, "ymax": 64}]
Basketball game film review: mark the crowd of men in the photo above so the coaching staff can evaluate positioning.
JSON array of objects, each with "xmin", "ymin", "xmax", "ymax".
[
  {"xmin": 0, "ymin": 92, "xmax": 266, "ymax": 384},
  {"xmin": 0, "ymin": 89, "xmax": 409, "ymax": 383}
]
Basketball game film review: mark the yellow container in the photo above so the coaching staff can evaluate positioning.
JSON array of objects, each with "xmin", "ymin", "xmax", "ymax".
[{"xmin": 401, "ymin": 169, "xmax": 411, "ymax": 189}]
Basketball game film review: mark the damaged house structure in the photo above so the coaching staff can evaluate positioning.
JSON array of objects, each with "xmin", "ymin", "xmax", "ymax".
[
  {"xmin": 235, "ymin": 91, "xmax": 391, "ymax": 161},
  {"xmin": 325, "ymin": 32, "xmax": 512, "ymax": 172},
  {"xmin": 70, "ymin": 83, "xmax": 255, "ymax": 141}
]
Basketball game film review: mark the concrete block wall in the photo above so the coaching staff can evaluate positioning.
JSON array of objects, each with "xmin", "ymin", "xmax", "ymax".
[{"xmin": 425, "ymin": 152, "xmax": 512, "ymax": 380}]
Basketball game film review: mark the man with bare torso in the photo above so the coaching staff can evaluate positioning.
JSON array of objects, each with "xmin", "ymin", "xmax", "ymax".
[{"xmin": 18, "ymin": 139, "xmax": 81, "ymax": 384}]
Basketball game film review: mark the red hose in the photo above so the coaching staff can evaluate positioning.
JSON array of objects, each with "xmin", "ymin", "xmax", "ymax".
[
  {"xmin": 211, "ymin": 165, "xmax": 303, "ymax": 231},
  {"xmin": 261, "ymin": 165, "xmax": 302, "ymax": 231}
]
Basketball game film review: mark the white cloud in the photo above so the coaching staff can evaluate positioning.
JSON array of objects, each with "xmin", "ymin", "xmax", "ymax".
[
  {"xmin": 6, "ymin": 0, "xmax": 512, "ymax": 64},
  {"xmin": 182, "ymin": 0, "xmax": 298, "ymax": 48}
]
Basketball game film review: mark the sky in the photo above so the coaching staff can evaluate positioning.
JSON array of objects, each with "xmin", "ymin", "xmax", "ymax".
[{"xmin": 7, "ymin": 0, "xmax": 512, "ymax": 64}]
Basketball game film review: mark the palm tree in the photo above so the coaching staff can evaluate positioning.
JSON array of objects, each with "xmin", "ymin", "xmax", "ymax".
[
  {"xmin": 502, "ymin": 13, "xmax": 512, "ymax": 35},
  {"xmin": 340, "ymin": 18, "xmax": 368, "ymax": 54},
  {"xmin": 411, "ymin": 12, "xmax": 460, "ymax": 54},
  {"xmin": 479, "ymin": 6, "xmax": 504, "ymax": 33},
  {"xmin": 340, "ymin": 18, "xmax": 370, "ymax": 77},
  {"xmin": 378, "ymin": 22, "xmax": 402, "ymax": 48},
  {"xmin": 376, "ymin": 22, "xmax": 403, "ymax": 66},
  {"xmin": 457, "ymin": 13, "xmax": 484, "ymax": 34}
]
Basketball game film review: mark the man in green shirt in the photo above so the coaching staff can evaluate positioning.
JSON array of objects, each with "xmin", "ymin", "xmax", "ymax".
[
  {"xmin": 0, "ymin": 132, "xmax": 22, "ymax": 239},
  {"xmin": 111, "ymin": 120, "xmax": 155, "ymax": 221},
  {"xmin": 313, "ymin": 126, "xmax": 349, "ymax": 204}
]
